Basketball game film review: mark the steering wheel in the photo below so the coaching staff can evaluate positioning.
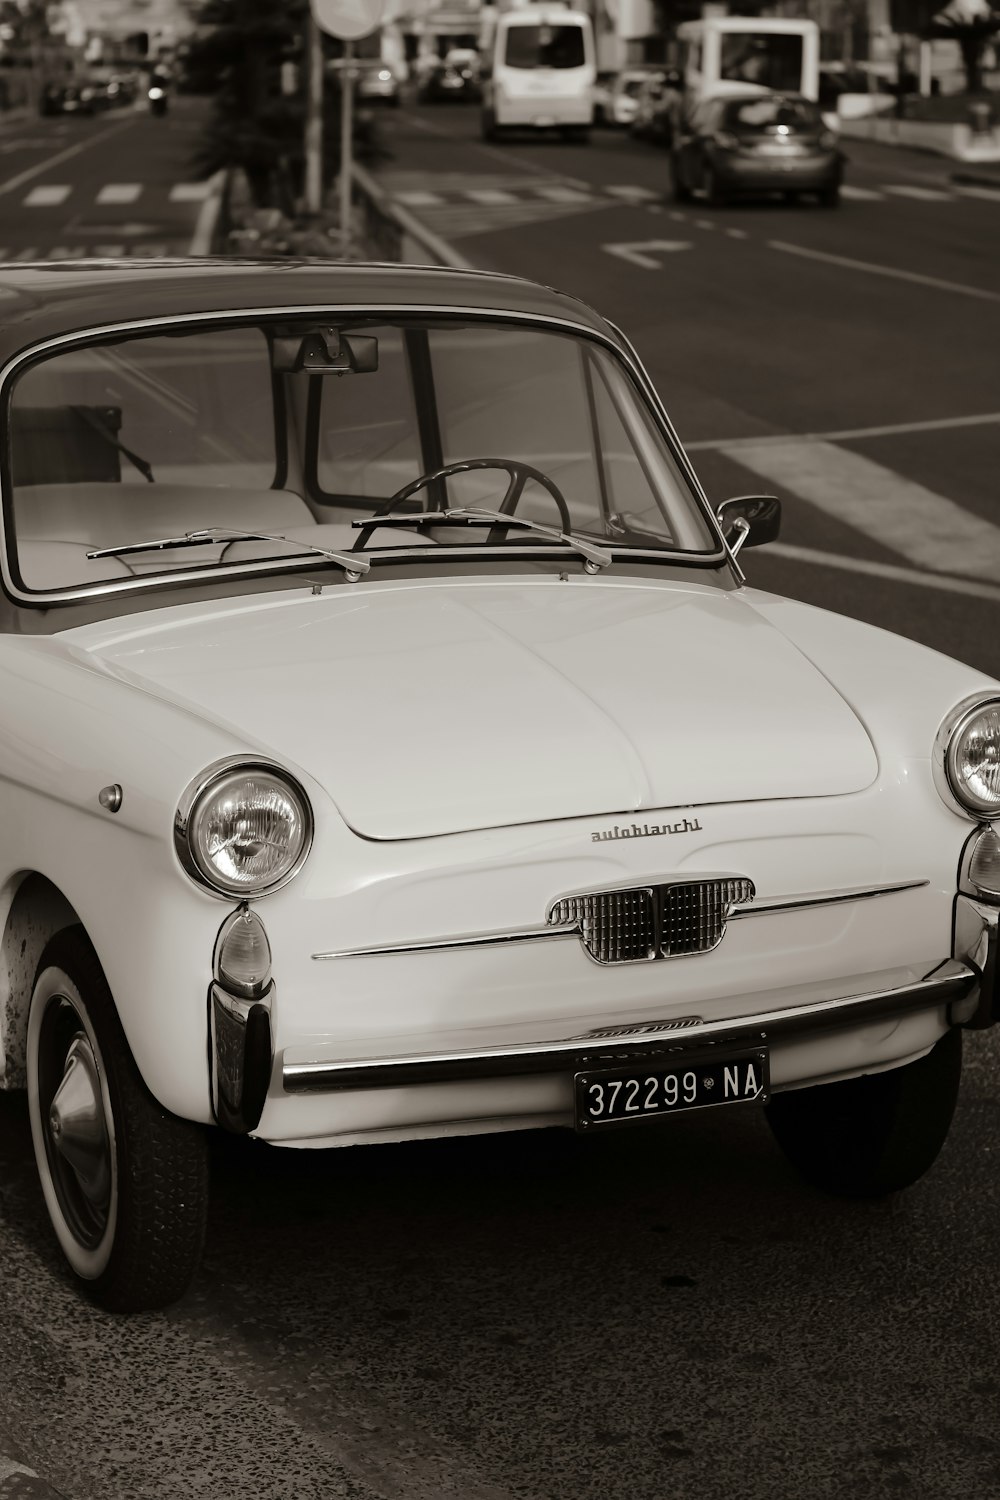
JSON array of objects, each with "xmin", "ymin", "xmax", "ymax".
[{"xmin": 371, "ymin": 458, "xmax": 573, "ymax": 533}]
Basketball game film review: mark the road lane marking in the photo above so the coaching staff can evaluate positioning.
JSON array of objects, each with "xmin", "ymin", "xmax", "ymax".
[
  {"xmin": 694, "ymin": 218, "xmax": 715, "ymax": 229},
  {"xmin": 96, "ymin": 183, "xmax": 141, "ymax": 204},
  {"xmin": 763, "ymin": 542, "xmax": 1000, "ymax": 604},
  {"xmin": 768, "ymin": 239, "xmax": 1000, "ymax": 303},
  {"xmin": 170, "ymin": 182, "xmax": 213, "ymax": 202},
  {"xmin": 725, "ymin": 227, "xmax": 748, "ymax": 238},
  {"xmin": 686, "ymin": 409, "xmax": 1000, "ymax": 451},
  {"xmin": 23, "ymin": 184, "xmax": 70, "ymax": 206},
  {"xmin": 604, "ymin": 239, "xmax": 691, "ymax": 268},
  {"xmin": 883, "ymin": 184, "xmax": 954, "ymax": 201},
  {"xmin": 0, "ymin": 118, "xmax": 133, "ymax": 199},
  {"xmin": 841, "ymin": 184, "xmax": 885, "ymax": 200},
  {"xmin": 721, "ymin": 438, "xmax": 1000, "ymax": 581}
]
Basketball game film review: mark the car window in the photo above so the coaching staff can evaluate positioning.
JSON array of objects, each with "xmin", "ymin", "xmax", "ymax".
[
  {"xmin": 719, "ymin": 33, "xmax": 803, "ymax": 91},
  {"xmin": 503, "ymin": 24, "xmax": 586, "ymax": 69},
  {"xmin": 727, "ymin": 96, "xmax": 821, "ymax": 130},
  {"xmin": 9, "ymin": 326, "xmax": 275, "ymax": 490}
]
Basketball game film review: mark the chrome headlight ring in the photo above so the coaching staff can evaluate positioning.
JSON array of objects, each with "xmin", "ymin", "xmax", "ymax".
[
  {"xmin": 174, "ymin": 756, "xmax": 314, "ymax": 899},
  {"xmin": 934, "ymin": 694, "xmax": 1000, "ymax": 820}
]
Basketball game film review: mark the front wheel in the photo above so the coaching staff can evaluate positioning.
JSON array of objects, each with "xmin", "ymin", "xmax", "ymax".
[
  {"xmin": 27, "ymin": 928, "xmax": 209, "ymax": 1311},
  {"xmin": 765, "ymin": 1027, "xmax": 962, "ymax": 1198},
  {"xmin": 818, "ymin": 182, "xmax": 841, "ymax": 207}
]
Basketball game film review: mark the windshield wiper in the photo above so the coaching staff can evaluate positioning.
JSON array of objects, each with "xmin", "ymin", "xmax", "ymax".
[
  {"xmin": 86, "ymin": 527, "xmax": 370, "ymax": 576},
  {"xmin": 351, "ymin": 506, "xmax": 613, "ymax": 572}
]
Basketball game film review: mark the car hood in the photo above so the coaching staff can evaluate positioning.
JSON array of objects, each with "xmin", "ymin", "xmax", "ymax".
[{"xmin": 75, "ymin": 579, "xmax": 878, "ymax": 840}]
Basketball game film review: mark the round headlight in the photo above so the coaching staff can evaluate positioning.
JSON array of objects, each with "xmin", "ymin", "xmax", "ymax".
[
  {"xmin": 176, "ymin": 761, "xmax": 312, "ymax": 897},
  {"xmin": 944, "ymin": 699, "xmax": 1000, "ymax": 817}
]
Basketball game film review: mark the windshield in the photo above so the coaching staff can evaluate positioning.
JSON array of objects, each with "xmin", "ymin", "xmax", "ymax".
[
  {"xmin": 503, "ymin": 24, "xmax": 586, "ymax": 69},
  {"xmin": 718, "ymin": 32, "xmax": 804, "ymax": 92},
  {"xmin": 4, "ymin": 317, "xmax": 717, "ymax": 597}
]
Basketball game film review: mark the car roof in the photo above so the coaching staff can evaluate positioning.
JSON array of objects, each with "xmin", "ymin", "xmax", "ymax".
[{"xmin": 0, "ymin": 258, "xmax": 620, "ymax": 364}]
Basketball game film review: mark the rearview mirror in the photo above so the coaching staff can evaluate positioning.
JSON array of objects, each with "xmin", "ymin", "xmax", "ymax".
[
  {"xmin": 715, "ymin": 494, "xmax": 781, "ymax": 555},
  {"xmin": 271, "ymin": 329, "xmax": 379, "ymax": 375}
]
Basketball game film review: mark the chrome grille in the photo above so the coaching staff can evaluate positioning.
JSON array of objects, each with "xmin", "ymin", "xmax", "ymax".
[
  {"xmin": 661, "ymin": 879, "xmax": 754, "ymax": 956},
  {"xmin": 548, "ymin": 877, "xmax": 754, "ymax": 965},
  {"xmin": 549, "ymin": 888, "xmax": 655, "ymax": 964}
]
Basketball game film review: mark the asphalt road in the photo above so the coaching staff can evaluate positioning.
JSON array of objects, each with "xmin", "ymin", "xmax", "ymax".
[{"xmin": 2, "ymin": 93, "xmax": 1000, "ymax": 1500}]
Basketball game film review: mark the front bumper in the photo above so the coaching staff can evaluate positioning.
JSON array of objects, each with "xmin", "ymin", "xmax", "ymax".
[{"xmin": 282, "ymin": 960, "xmax": 976, "ymax": 1096}]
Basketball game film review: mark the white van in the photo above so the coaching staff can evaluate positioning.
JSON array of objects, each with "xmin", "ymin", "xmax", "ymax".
[
  {"xmin": 675, "ymin": 15, "xmax": 821, "ymax": 108},
  {"xmin": 481, "ymin": 5, "xmax": 596, "ymax": 141}
]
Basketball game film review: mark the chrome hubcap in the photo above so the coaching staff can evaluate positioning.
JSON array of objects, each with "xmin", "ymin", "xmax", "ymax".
[{"xmin": 47, "ymin": 1034, "xmax": 110, "ymax": 1207}]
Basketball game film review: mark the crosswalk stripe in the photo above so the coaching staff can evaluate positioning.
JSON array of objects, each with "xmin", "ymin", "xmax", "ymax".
[
  {"xmin": 464, "ymin": 188, "xmax": 518, "ymax": 204},
  {"xmin": 841, "ymin": 184, "xmax": 884, "ymax": 200},
  {"xmin": 395, "ymin": 190, "xmax": 445, "ymax": 206},
  {"xmin": 169, "ymin": 182, "xmax": 213, "ymax": 202},
  {"xmin": 722, "ymin": 438, "xmax": 1000, "ymax": 581},
  {"xmin": 605, "ymin": 185, "xmax": 661, "ymax": 201},
  {"xmin": 883, "ymin": 184, "xmax": 953, "ymax": 201},
  {"xmin": 953, "ymin": 184, "xmax": 1000, "ymax": 202},
  {"xmin": 531, "ymin": 185, "xmax": 594, "ymax": 202},
  {"xmin": 97, "ymin": 183, "xmax": 141, "ymax": 204},
  {"xmin": 23, "ymin": 184, "xmax": 70, "ymax": 206}
]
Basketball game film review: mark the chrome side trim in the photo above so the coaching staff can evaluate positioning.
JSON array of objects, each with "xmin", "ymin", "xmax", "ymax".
[
  {"xmin": 728, "ymin": 878, "xmax": 929, "ymax": 918},
  {"xmin": 283, "ymin": 961, "xmax": 974, "ymax": 1093},
  {"xmin": 310, "ymin": 879, "xmax": 929, "ymax": 960}
]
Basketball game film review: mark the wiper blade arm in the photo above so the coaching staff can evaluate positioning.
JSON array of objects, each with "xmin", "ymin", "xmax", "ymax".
[
  {"xmin": 86, "ymin": 527, "xmax": 370, "ymax": 575},
  {"xmin": 351, "ymin": 507, "xmax": 613, "ymax": 572}
]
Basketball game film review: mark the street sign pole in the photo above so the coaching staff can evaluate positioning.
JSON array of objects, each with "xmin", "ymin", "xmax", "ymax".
[
  {"xmin": 309, "ymin": 0, "xmax": 385, "ymax": 253},
  {"xmin": 305, "ymin": 9, "xmax": 324, "ymax": 215},
  {"xmin": 339, "ymin": 40, "xmax": 354, "ymax": 252}
]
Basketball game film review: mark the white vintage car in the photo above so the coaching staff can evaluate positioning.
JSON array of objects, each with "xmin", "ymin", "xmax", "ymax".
[{"xmin": 0, "ymin": 260, "xmax": 997, "ymax": 1312}]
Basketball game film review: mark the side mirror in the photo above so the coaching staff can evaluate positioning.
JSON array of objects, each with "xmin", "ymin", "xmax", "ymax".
[{"xmin": 715, "ymin": 494, "xmax": 781, "ymax": 555}]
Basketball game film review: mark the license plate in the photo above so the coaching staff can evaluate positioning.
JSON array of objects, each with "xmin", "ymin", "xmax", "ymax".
[{"xmin": 574, "ymin": 1048, "xmax": 768, "ymax": 1131}]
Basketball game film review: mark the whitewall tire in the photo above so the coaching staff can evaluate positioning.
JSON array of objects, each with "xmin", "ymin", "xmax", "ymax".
[{"xmin": 27, "ymin": 928, "xmax": 209, "ymax": 1312}]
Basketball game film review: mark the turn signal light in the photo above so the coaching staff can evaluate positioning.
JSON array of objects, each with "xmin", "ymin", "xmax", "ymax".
[{"xmin": 968, "ymin": 825, "xmax": 1000, "ymax": 900}]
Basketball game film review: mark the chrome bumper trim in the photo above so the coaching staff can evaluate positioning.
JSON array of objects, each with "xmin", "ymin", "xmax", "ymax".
[
  {"xmin": 952, "ymin": 893, "xmax": 1000, "ymax": 1028},
  {"xmin": 310, "ymin": 879, "xmax": 929, "ymax": 961},
  {"xmin": 211, "ymin": 980, "xmax": 274, "ymax": 1132},
  {"xmin": 282, "ymin": 960, "xmax": 972, "ymax": 1094}
]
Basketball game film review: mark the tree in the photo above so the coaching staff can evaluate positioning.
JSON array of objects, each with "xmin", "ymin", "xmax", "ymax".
[
  {"xmin": 184, "ymin": 0, "xmax": 383, "ymax": 210},
  {"xmin": 923, "ymin": 0, "xmax": 1000, "ymax": 93},
  {"xmin": 891, "ymin": 0, "xmax": 1000, "ymax": 93}
]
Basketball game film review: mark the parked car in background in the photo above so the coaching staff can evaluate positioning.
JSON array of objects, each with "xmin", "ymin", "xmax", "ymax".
[
  {"xmin": 670, "ymin": 90, "xmax": 843, "ymax": 205},
  {"xmin": 599, "ymin": 67, "xmax": 663, "ymax": 128},
  {"xmin": 592, "ymin": 70, "xmax": 616, "ymax": 124},
  {"xmin": 420, "ymin": 49, "xmax": 481, "ymax": 103},
  {"xmin": 358, "ymin": 62, "xmax": 400, "ymax": 106},
  {"xmin": 2, "ymin": 259, "xmax": 998, "ymax": 1315},
  {"xmin": 39, "ymin": 79, "xmax": 97, "ymax": 117},
  {"xmin": 628, "ymin": 68, "xmax": 683, "ymax": 144}
]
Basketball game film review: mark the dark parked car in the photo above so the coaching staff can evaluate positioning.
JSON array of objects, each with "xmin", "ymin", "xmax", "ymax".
[
  {"xmin": 670, "ymin": 90, "xmax": 843, "ymax": 206},
  {"xmin": 628, "ymin": 69, "xmax": 682, "ymax": 146},
  {"xmin": 419, "ymin": 52, "xmax": 481, "ymax": 103},
  {"xmin": 39, "ymin": 80, "xmax": 97, "ymax": 117}
]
